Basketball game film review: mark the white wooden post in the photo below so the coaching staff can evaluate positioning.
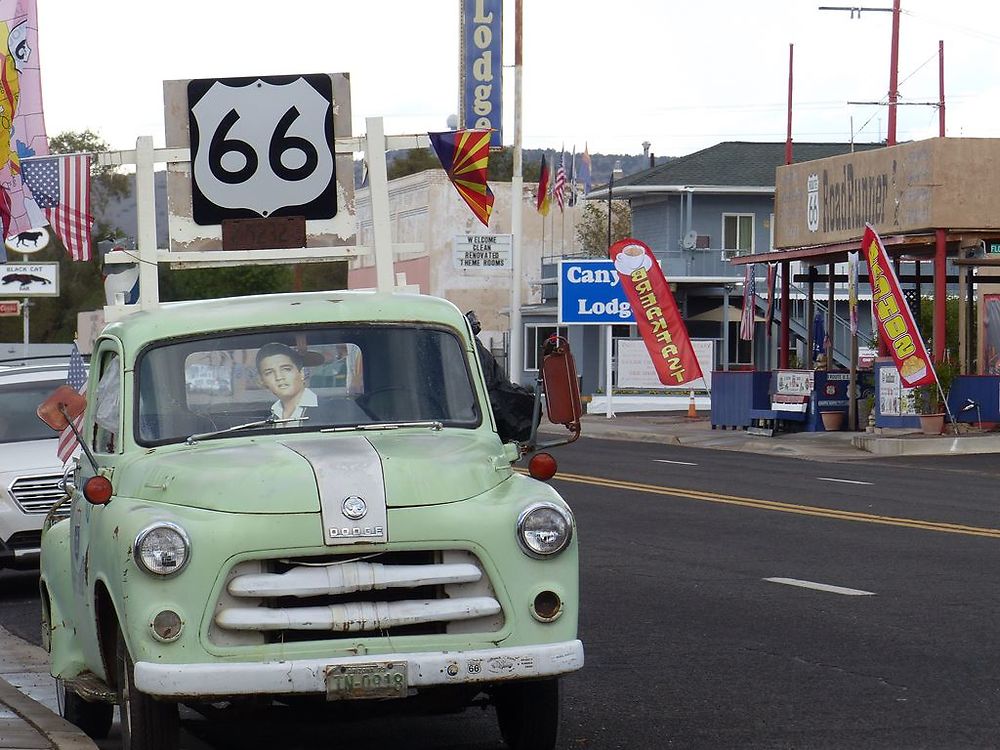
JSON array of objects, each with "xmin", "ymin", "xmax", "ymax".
[
  {"xmin": 365, "ymin": 117, "xmax": 394, "ymax": 293},
  {"xmin": 134, "ymin": 136, "xmax": 160, "ymax": 308}
]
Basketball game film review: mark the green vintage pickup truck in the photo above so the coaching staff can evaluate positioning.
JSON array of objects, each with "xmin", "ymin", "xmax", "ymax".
[{"xmin": 38, "ymin": 290, "xmax": 583, "ymax": 750}]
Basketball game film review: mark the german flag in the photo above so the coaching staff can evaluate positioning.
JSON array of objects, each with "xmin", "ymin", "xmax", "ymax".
[
  {"xmin": 536, "ymin": 155, "xmax": 551, "ymax": 216},
  {"xmin": 428, "ymin": 130, "xmax": 494, "ymax": 227}
]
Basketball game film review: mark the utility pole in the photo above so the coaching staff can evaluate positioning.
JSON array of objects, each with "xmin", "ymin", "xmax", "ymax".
[
  {"xmin": 819, "ymin": 2, "xmax": 901, "ymax": 145},
  {"xmin": 508, "ymin": 0, "xmax": 523, "ymax": 382}
]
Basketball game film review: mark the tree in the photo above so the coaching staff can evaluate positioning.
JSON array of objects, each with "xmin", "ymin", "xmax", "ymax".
[
  {"xmin": 575, "ymin": 201, "xmax": 632, "ymax": 257},
  {"xmin": 386, "ymin": 149, "xmax": 441, "ymax": 180},
  {"xmin": 0, "ymin": 131, "xmax": 121, "ymax": 343}
]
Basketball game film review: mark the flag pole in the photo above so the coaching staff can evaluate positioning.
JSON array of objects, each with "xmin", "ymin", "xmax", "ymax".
[{"xmin": 508, "ymin": 0, "xmax": 523, "ymax": 382}]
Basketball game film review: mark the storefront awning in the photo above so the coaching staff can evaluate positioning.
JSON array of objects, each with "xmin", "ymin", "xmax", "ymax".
[{"xmin": 728, "ymin": 233, "xmax": 939, "ymax": 267}]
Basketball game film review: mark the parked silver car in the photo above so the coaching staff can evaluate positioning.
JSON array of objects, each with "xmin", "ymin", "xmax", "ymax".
[{"xmin": 0, "ymin": 358, "xmax": 79, "ymax": 568}]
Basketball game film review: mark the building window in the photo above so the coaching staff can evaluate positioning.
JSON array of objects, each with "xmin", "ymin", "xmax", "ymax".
[
  {"xmin": 722, "ymin": 214, "xmax": 754, "ymax": 255},
  {"xmin": 524, "ymin": 324, "xmax": 568, "ymax": 372}
]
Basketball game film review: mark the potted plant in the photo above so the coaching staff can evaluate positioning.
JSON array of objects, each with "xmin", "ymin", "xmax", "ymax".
[
  {"xmin": 858, "ymin": 390, "xmax": 876, "ymax": 432},
  {"xmin": 912, "ymin": 359, "xmax": 958, "ymax": 435}
]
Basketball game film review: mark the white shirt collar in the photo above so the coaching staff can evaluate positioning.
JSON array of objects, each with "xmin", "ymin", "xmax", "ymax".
[{"xmin": 270, "ymin": 388, "xmax": 318, "ymax": 421}]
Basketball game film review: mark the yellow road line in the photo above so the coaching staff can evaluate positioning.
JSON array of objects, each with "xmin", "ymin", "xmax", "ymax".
[{"xmin": 529, "ymin": 469, "xmax": 1000, "ymax": 539}]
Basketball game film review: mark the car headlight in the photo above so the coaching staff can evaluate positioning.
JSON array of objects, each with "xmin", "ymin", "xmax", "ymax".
[
  {"xmin": 134, "ymin": 523, "xmax": 190, "ymax": 577},
  {"xmin": 516, "ymin": 503, "xmax": 574, "ymax": 558}
]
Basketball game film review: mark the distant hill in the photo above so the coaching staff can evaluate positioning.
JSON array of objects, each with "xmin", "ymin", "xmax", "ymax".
[{"xmin": 354, "ymin": 149, "xmax": 672, "ymax": 188}]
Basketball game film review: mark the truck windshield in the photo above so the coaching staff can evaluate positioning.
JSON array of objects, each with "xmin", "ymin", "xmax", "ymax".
[{"xmin": 135, "ymin": 325, "xmax": 480, "ymax": 445}]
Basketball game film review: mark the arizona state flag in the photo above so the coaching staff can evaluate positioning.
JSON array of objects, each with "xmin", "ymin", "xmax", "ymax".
[
  {"xmin": 536, "ymin": 155, "xmax": 551, "ymax": 216},
  {"xmin": 428, "ymin": 129, "xmax": 494, "ymax": 227}
]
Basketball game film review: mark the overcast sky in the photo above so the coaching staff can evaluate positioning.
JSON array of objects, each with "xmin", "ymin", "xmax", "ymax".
[{"xmin": 35, "ymin": 1, "xmax": 1000, "ymax": 158}]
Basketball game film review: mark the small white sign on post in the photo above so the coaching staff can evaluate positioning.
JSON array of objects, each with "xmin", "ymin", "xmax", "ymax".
[
  {"xmin": 0, "ymin": 262, "xmax": 59, "ymax": 296},
  {"xmin": 453, "ymin": 234, "xmax": 512, "ymax": 271},
  {"xmin": 617, "ymin": 339, "xmax": 713, "ymax": 390}
]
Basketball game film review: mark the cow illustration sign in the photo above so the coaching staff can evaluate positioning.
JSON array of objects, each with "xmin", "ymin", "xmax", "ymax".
[
  {"xmin": 188, "ymin": 74, "xmax": 337, "ymax": 225},
  {"xmin": 0, "ymin": 262, "xmax": 58, "ymax": 296}
]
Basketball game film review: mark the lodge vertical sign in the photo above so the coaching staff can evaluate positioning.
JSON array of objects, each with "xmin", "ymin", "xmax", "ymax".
[{"xmin": 460, "ymin": 0, "xmax": 502, "ymax": 149}]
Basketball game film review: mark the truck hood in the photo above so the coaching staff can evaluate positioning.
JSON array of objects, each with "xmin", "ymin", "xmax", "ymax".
[{"xmin": 120, "ymin": 430, "xmax": 510, "ymax": 513}]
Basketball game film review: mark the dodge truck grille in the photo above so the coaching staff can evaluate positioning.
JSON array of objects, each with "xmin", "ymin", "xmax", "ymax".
[
  {"xmin": 211, "ymin": 550, "xmax": 504, "ymax": 646},
  {"xmin": 9, "ymin": 474, "xmax": 67, "ymax": 514}
]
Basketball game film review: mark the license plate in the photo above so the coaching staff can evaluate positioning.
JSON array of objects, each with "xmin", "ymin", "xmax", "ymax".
[{"xmin": 325, "ymin": 661, "xmax": 408, "ymax": 701}]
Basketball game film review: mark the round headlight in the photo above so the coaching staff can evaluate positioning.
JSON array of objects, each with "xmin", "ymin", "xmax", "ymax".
[
  {"xmin": 134, "ymin": 523, "xmax": 190, "ymax": 577},
  {"xmin": 516, "ymin": 503, "xmax": 573, "ymax": 558}
]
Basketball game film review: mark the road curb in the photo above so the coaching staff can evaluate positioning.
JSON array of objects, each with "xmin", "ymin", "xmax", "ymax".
[
  {"xmin": 0, "ymin": 624, "xmax": 99, "ymax": 750},
  {"xmin": 0, "ymin": 673, "xmax": 98, "ymax": 750}
]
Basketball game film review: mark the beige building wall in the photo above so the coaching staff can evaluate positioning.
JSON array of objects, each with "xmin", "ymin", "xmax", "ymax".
[{"xmin": 350, "ymin": 170, "xmax": 584, "ymax": 346}]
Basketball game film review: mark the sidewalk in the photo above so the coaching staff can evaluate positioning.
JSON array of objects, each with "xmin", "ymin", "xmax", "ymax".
[
  {"xmin": 542, "ymin": 411, "xmax": 1000, "ymax": 460},
  {"xmin": 0, "ymin": 626, "xmax": 97, "ymax": 750}
]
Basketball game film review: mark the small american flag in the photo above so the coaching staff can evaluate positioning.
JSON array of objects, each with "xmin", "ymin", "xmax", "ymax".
[
  {"xmin": 56, "ymin": 344, "xmax": 87, "ymax": 464},
  {"xmin": 22, "ymin": 154, "xmax": 94, "ymax": 261},
  {"xmin": 764, "ymin": 263, "xmax": 777, "ymax": 338},
  {"xmin": 553, "ymin": 151, "xmax": 567, "ymax": 212},
  {"xmin": 740, "ymin": 263, "xmax": 756, "ymax": 342}
]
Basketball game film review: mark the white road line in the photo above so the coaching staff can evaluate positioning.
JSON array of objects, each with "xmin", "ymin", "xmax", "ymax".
[
  {"xmin": 654, "ymin": 459, "xmax": 698, "ymax": 466},
  {"xmin": 816, "ymin": 477, "xmax": 873, "ymax": 486},
  {"xmin": 764, "ymin": 577, "xmax": 876, "ymax": 596}
]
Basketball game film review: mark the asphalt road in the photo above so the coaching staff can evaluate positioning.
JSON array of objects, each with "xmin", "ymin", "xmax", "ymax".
[{"xmin": 5, "ymin": 437, "xmax": 1000, "ymax": 748}]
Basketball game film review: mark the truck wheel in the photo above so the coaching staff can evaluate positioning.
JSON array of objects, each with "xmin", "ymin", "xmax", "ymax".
[
  {"xmin": 494, "ymin": 678, "xmax": 561, "ymax": 750},
  {"xmin": 116, "ymin": 629, "xmax": 179, "ymax": 750},
  {"xmin": 55, "ymin": 678, "xmax": 113, "ymax": 739}
]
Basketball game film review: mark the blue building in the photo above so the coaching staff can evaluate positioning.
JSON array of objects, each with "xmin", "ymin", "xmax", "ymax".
[{"xmin": 521, "ymin": 141, "xmax": 881, "ymax": 394}]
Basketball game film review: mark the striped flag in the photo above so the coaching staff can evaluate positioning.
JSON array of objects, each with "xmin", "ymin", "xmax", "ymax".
[
  {"xmin": 580, "ymin": 143, "xmax": 592, "ymax": 194},
  {"xmin": 740, "ymin": 263, "xmax": 756, "ymax": 341},
  {"xmin": 536, "ymin": 155, "xmax": 551, "ymax": 216},
  {"xmin": 765, "ymin": 263, "xmax": 777, "ymax": 337},
  {"xmin": 56, "ymin": 343, "xmax": 87, "ymax": 464},
  {"xmin": 553, "ymin": 150, "xmax": 567, "ymax": 212},
  {"xmin": 22, "ymin": 154, "xmax": 93, "ymax": 261}
]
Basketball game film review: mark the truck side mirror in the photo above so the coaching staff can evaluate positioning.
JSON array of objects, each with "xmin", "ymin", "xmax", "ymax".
[
  {"xmin": 37, "ymin": 385, "xmax": 87, "ymax": 431},
  {"xmin": 541, "ymin": 337, "xmax": 583, "ymax": 429}
]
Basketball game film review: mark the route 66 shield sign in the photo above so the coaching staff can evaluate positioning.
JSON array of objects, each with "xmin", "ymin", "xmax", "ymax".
[{"xmin": 188, "ymin": 74, "xmax": 337, "ymax": 225}]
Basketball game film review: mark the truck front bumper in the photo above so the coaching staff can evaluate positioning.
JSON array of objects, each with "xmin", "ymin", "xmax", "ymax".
[{"xmin": 134, "ymin": 639, "xmax": 584, "ymax": 698}]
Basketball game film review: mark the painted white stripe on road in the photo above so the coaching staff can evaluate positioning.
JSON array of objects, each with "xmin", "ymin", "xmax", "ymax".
[
  {"xmin": 764, "ymin": 578, "xmax": 876, "ymax": 596},
  {"xmin": 654, "ymin": 459, "xmax": 698, "ymax": 466},
  {"xmin": 816, "ymin": 477, "xmax": 873, "ymax": 486}
]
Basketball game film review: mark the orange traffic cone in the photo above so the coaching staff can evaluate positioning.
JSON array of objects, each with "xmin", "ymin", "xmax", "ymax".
[{"xmin": 686, "ymin": 390, "xmax": 698, "ymax": 419}]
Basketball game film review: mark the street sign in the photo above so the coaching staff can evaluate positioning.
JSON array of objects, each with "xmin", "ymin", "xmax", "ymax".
[
  {"xmin": 0, "ymin": 262, "xmax": 58, "ymax": 296},
  {"xmin": 453, "ymin": 234, "xmax": 511, "ymax": 270},
  {"xmin": 0, "ymin": 300, "xmax": 21, "ymax": 316},
  {"xmin": 558, "ymin": 259, "xmax": 636, "ymax": 325},
  {"xmin": 187, "ymin": 74, "xmax": 337, "ymax": 225}
]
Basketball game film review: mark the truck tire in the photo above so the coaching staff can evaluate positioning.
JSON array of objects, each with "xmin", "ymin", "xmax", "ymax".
[
  {"xmin": 493, "ymin": 678, "xmax": 561, "ymax": 750},
  {"xmin": 116, "ymin": 629, "xmax": 179, "ymax": 750},
  {"xmin": 55, "ymin": 678, "xmax": 113, "ymax": 739}
]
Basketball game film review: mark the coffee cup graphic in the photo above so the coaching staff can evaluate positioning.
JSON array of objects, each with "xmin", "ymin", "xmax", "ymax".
[
  {"xmin": 614, "ymin": 243, "xmax": 652, "ymax": 275},
  {"xmin": 899, "ymin": 355, "xmax": 927, "ymax": 385}
]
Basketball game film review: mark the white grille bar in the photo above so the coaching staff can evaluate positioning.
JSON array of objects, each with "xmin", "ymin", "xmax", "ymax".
[
  {"xmin": 215, "ymin": 597, "xmax": 501, "ymax": 632},
  {"xmin": 228, "ymin": 562, "xmax": 482, "ymax": 598}
]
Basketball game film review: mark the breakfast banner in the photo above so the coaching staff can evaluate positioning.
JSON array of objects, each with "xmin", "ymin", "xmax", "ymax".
[
  {"xmin": 610, "ymin": 238, "xmax": 703, "ymax": 386},
  {"xmin": 861, "ymin": 224, "xmax": 935, "ymax": 388}
]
